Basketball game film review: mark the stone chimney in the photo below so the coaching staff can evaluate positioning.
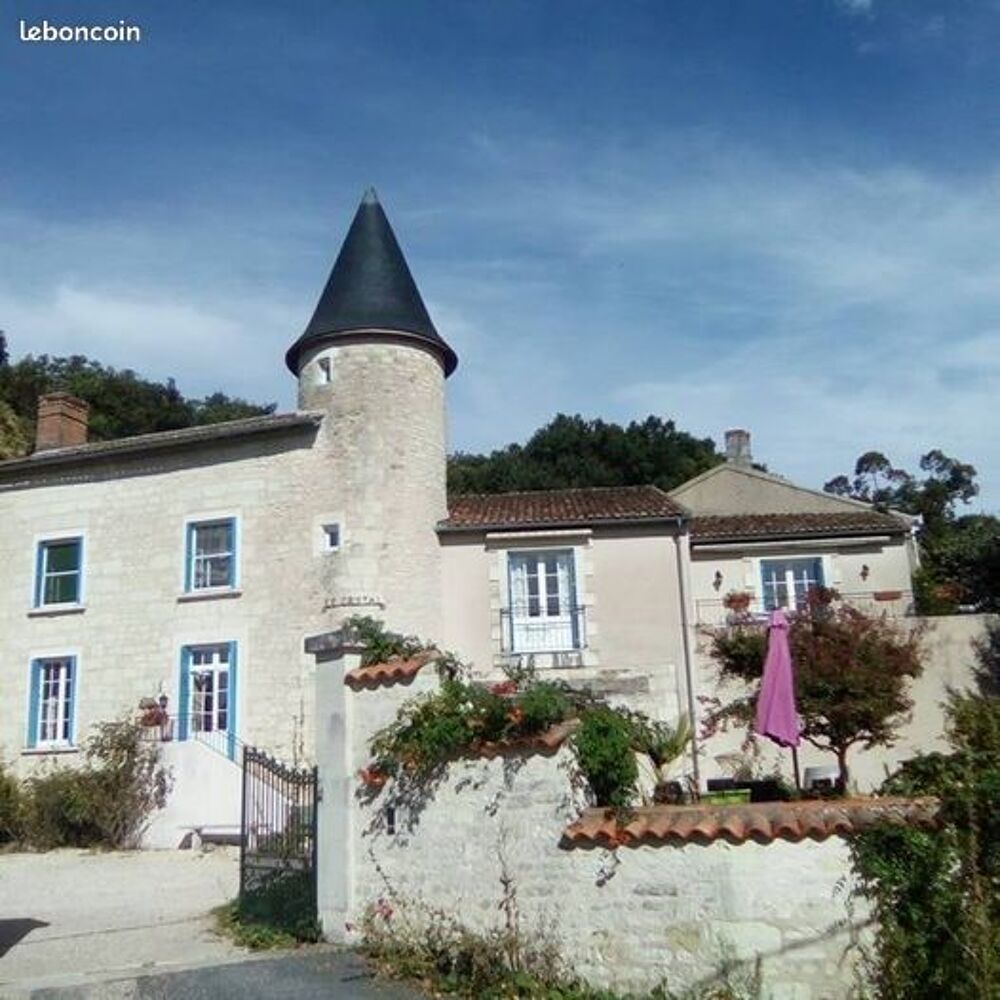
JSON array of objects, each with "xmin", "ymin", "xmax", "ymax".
[
  {"xmin": 35, "ymin": 392, "xmax": 89, "ymax": 451},
  {"xmin": 724, "ymin": 428, "xmax": 752, "ymax": 467}
]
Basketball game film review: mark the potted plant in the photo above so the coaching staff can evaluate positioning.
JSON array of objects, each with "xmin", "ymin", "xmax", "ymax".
[
  {"xmin": 632, "ymin": 714, "xmax": 693, "ymax": 806},
  {"xmin": 723, "ymin": 591, "xmax": 752, "ymax": 613}
]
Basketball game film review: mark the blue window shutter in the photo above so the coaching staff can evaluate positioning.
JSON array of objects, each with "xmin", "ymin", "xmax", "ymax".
[
  {"xmin": 77, "ymin": 538, "xmax": 85, "ymax": 605},
  {"xmin": 67, "ymin": 657, "xmax": 77, "ymax": 745},
  {"xmin": 33, "ymin": 543, "xmax": 44, "ymax": 607},
  {"xmin": 178, "ymin": 648, "xmax": 190, "ymax": 741},
  {"xmin": 184, "ymin": 524, "xmax": 193, "ymax": 592},
  {"xmin": 227, "ymin": 641, "xmax": 238, "ymax": 760},
  {"xmin": 26, "ymin": 660, "xmax": 40, "ymax": 748},
  {"xmin": 813, "ymin": 558, "xmax": 825, "ymax": 587},
  {"xmin": 227, "ymin": 518, "xmax": 237, "ymax": 587}
]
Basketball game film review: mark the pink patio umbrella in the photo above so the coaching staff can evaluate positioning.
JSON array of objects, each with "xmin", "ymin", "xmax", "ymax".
[{"xmin": 754, "ymin": 609, "xmax": 802, "ymax": 789}]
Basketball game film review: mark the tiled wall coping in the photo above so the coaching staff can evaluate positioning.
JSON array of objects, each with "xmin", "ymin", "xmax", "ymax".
[{"xmin": 562, "ymin": 795, "xmax": 940, "ymax": 848}]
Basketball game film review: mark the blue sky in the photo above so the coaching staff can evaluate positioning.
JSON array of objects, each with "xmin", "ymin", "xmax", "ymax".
[{"xmin": 1, "ymin": 0, "xmax": 998, "ymax": 509}]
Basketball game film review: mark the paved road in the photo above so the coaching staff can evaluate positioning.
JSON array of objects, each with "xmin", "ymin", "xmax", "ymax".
[
  {"xmin": 29, "ymin": 950, "xmax": 424, "ymax": 1000},
  {"xmin": 0, "ymin": 849, "xmax": 242, "ymax": 995}
]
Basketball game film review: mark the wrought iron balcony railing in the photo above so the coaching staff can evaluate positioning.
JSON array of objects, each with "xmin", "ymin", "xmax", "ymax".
[
  {"xmin": 693, "ymin": 589, "xmax": 915, "ymax": 627},
  {"xmin": 499, "ymin": 604, "xmax": 587, "ymax": 654}
]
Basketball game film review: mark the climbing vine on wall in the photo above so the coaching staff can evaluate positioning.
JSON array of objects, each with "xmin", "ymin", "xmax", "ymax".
[{"xmin": 348, "ymin": 617, "xmax": 692, "ymax": 811}]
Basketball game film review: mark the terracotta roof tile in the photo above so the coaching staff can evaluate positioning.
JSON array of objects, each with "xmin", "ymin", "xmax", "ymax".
[
  {"xmin": 345, "ymin": 653, "xmax": 436, "ymax": 690},
  {"xmin": 441, "ymin": 486, "xmax": 686, "ymax": 532},
  {"xmin": 690, "ymin": 511, "xmax": 908, "ymax": 543},
  {"xmin": 561, "ymin": 797, "xmax": 939, "ymax": 848}
]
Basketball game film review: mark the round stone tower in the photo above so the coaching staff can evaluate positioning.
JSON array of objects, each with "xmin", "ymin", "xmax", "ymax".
[{"xmin": 286, "ymin": 188, "xmax": 457, "ymax": 643}]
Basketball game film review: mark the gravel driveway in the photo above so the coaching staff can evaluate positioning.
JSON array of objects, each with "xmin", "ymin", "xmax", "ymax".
[{"xmin": 0, "ymin": 848, "xmax": 243, "ymax": 995}]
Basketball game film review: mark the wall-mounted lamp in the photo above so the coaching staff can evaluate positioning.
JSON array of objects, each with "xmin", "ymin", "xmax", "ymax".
[
  {"xmin": 713, "ymin": 570, "xmax": 724, "ymax": 591},
  {"xmin": 860, "ymin": 564, "xmax": 870, "ymax": 581}
]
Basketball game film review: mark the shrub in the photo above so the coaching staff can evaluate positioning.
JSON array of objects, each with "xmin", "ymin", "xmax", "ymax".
[
  {"xmin": 572, "ymin": 707, "xmax": 638, "ymax": 810},
  {"xmin": 19, "ymin": 718, "xmax": 170, "ymax": 850},
  {"xmin": 849, "ymin": 686, "xmax": 1000, "ymax": 999},
  {"xmin": 217, "ymin": 870, "xmax": 321, "ymax": 950},
  {"xmin": 20, "ymin": 768, "xmax": 105, "ymax": 849},
  {"xmin": 516, "ymin": 682, "xmax": 572, "ymax": 735},
  {"xmin": 0, "ymin": 761, "xmax": 23, "ymax": 844}
]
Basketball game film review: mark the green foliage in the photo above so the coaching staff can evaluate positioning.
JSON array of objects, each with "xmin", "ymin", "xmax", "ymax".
[
  {"xmin": 447, "ymin": 413, "xmax": 721, "ymax": 495},
  {"xmin": 0, "ymin": 761, "xmax": 23, "ymax": 844},
  {"xmin": 849, "ymin": 686, "xmax": 1000, "ymax": 1000},
  {"xmin": 824, "ymin": 447, "xmax": 998, "ymax": 613},
  {"xmin": 216, "ymin": 870, "xmax": 321, "ymax": 950},
  {"xmin": 18, "ymin": 719, "xmax": 170, "ymax": 850},
  {"xmin": 706, "ymin": 600, "xmax": 924, "ymax": 787},
  {"xmin": 0, "ymin": 340, "xmax": 274, "ymax": 454},
  {"xmin": 572, "ymin": 708, "xmax": 639, "ymax": 811},
  {"xmin": 369, "ymin": 677, "xmax": 577, "ymax": 779}
]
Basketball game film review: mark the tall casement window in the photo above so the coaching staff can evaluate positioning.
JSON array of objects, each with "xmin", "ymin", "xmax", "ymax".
[
  {"xmin": 185, "ymin": 519, "xmax": 237, "ymax": 591},
  {"xmin": 760, "ymin": 557, "xmax": 824, "ymax": 612},
  {"xmin": 178, "ymin": 642, "xmax": 238, "ymax": 759},
  {"xmin": 506, "ymin": 550, "xmax": 582, "ymax": 653},
  {"xmin": 34, "ymin": 537, "xmax": 83, "ymax": 607},
  {"xmin": 27, "ymin": 656, "xmax": 76, "ymax": 748}
]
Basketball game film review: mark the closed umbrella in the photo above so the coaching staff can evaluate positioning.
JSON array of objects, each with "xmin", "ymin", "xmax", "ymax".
[{"xmin": 754, "ymin": 609, "xmax": 802, "ymax": 788}]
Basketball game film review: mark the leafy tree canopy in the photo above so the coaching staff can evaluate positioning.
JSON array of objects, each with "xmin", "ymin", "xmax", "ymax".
[
  {"xmin": 824, "ymin": 448, "xmax": 979, "ymax": 536},
  {"xmin": 0, "ymin": 333, "xmax": 274, "ymax": 457},
  {"xmin": 705, "ymin": 593, "xmax": 925, "ymax": 787},
  {"xmin": 447, "ymin": 413, "xmax": 721, "ymax": 495}
]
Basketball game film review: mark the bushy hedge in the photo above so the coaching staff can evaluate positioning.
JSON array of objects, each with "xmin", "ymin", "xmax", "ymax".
[{"xmin": 1, "ymin": 718, "xmax": 170, "ymax": 850}]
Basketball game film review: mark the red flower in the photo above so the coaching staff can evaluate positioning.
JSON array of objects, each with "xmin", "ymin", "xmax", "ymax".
[{"xmin": 489, "ymin": 680, "xmax": 518, "ymax": 696}]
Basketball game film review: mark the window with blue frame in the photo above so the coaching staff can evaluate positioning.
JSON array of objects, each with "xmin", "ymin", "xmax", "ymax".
[
  {"xmin": 178, "ymin": 642, "xmax": 238, "ymax": 759},
  {"xmin": 27, "ymin": 656, "xmax": 76, "ymax": 748},
  {"xmin": 760, "ymin": 557, "xmax": 824, "ymax": 611},
  {"xmin": 35, "ymin": 537, "xmax": 83, "ymax": 607},
  {"xmin": 185, "ymin": 519, "xmax": 237, "ymax": 591}
]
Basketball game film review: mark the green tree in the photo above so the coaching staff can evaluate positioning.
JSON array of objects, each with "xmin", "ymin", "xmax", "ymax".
[
  {"xmin": 0, "ymin": 339, "xmax": 275, "ymax": 449},
  {"xmin": 448, "ymin": 413, "xmax": 721, "ymax": 494},
  {"xmin": 705, "ymin": 595, "xmax": 925, "ymax": 788}
]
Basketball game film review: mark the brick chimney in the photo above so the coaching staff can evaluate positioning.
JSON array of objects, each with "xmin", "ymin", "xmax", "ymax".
[
  {"xmin": 724, "ymin": 428, "xmax": 752, "ymax": 467},
  {"xmin": 35, "ymin": 392, "xmax": 90, "ymax": 451}
]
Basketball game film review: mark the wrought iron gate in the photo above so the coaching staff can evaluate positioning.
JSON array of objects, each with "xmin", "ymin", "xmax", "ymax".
[{"xmin": 239, "ymin": 746, "xmax": 319, "ymax": 913}]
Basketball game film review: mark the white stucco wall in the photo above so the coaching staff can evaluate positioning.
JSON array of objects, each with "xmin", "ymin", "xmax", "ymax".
[
  {"xmin": 440, "ymin": 525, "xmax": 690, "ymax": 720},
  {"xmin": 694, "ymin": 614, "xmax": 992, "ymax": 792},
  {"xmin": 688, "ymin": 535, "xmax": 916, "ymax": 625},
  {"xmin": 671, "ymin": 465, "xmax": 876, "ymax": 516}
]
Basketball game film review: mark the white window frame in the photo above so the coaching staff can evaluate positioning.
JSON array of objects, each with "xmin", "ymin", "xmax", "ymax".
[
  {"xmin": 505, "ymin": 548, "xmax": 582, "ymax": 653},
  {"xmin": 33, "ymin": 532, "xmax": 85, "ymax": 609},
  {"xmin": 184, "ymin": 515, "xmax": 240, "ymax": 592},
  {"xmin": 26, "ymin": 652, "xmax": 80, "ymax": 750},
  {"xmin": 758, "ymin": 555, "xmax": 827, "ymax": 612}
]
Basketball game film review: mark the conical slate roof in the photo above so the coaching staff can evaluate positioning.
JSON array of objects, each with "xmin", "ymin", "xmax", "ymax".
[{"xmin": 285, "ymin": 188, "xmax": 457, "ymax": 376}]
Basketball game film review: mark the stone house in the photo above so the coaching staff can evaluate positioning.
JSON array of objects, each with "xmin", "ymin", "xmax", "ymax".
[{"xmin": 0, "ymin": 189, "xmax": 919, "ymax": 843}]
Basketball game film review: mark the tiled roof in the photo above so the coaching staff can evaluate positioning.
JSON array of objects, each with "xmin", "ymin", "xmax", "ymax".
[
  {"xmin": 0, "ymin": 412, "xmax": 323, "ymax": 480},
  {"xmin": 690, "ymin": 511, "xmax": 908, "ymax": 543},
  {"xmin": 561, "ymin": 797, "xmax": 939, "ymax": 848},
  {"xmin": 440, "ymin": 486, "xmax": 686, "ymax": 532},
  {"xmin": 345, "ymin": 653, "xmax": 436, "ymax": 690}
]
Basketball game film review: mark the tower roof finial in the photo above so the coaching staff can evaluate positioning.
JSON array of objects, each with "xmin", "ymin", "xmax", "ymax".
[{"xmin": 286, "ymin": 189, "xmax": 457, "ymax": 376}]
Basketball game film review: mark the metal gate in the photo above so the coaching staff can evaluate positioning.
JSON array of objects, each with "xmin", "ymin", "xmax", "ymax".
[{"xmin": 239, "ymin": 746, "xmax": 319, "ymax": 914}]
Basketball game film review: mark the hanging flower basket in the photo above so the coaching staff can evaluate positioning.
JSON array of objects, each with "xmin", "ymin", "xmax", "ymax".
[{"xmin": 358, "ymin": 766, "xmax": 389, "ymax": 789}]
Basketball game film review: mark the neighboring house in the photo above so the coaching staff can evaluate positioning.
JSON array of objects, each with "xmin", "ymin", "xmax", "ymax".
[
  {"xmin": 671, "ymin": 428, "xmax": 918, "ymax": 628},
  {"xmin": 0, "ymin": 189, "xmax": 920, "ymax": 842}
]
